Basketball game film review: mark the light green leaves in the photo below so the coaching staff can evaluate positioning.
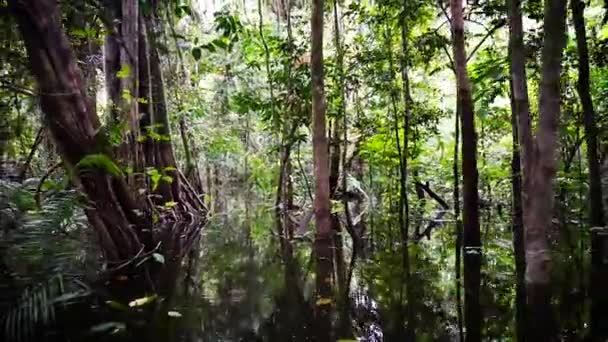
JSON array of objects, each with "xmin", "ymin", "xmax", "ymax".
[{"xmin": 76, "ymin": 154, "xmax": 123, "ymax": 177}]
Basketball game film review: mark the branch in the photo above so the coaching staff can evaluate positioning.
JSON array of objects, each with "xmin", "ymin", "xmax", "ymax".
[
  {"xmin": 415, "ymin": 181, "xmax": 449, "ymax": 209},
  {"xmin": 19, "ymin": 127, "xmax": 44, "ymax": 180},
  {"xmin": 466, "ymin": 19, "xmax": 506, "ymax": 62},
  {"xmin": 35, "ymin": 161, "xmax": 63, "ymax": 208}
]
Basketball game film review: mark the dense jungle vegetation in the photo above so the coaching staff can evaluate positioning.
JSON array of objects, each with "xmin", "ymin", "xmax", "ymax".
[{"xmin": 1, "ymin": 0, "xmax": 608, "ymax": 340}]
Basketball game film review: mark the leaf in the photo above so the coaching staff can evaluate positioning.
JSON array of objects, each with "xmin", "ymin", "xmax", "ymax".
[
  {"xmin": 128, "ymin": 295, "xmax": 158, "ymax": 308},
  {"xmin": 161, "ymin": 175, "xmax": 173, "ymax": 184},
  {"xmin": 152, "ymin": 253, "xmax": 165, "ymax": 264},
  {"xmin": 116, "ymin": 65, "xmax": 130, "ymax": 79},
  {"xmin": 163, "ymin": 166, "xmax": 177, "ymax": 172},
  {"xmin": 167, "ymin": 311, "xmax": 182, "ymax": 317},
  {"xmin": 192, "ymin": 47, "xmax": 202, "ymax": 60},
  {"xmin": 164, "ymin": 201, "xmax": 177, "ymax": 208},
  {"xmin": 315, "ymin": 297, "xmax": 332, "ymax": 306},
  {"xmin": 76, "ymin": 154, "xmax": 123, "ymax": 177}
]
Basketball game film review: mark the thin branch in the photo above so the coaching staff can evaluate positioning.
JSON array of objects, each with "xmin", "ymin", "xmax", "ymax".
[{"xmin": 466, "ymin": 19, "xmax": 506, "ymax": 61}]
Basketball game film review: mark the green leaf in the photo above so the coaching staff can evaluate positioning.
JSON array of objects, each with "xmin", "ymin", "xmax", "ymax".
[
  {"xmin": 161, "ymin": 175, "xmax": 173, "ymax": 184},
  {"xmin": 116, "ymin": 65, "xmax": 130, "ymax": 79},
  {"xmin": 192, "ymin": 47, "xmax": 202, "ymax": 60},
  {"xmin": 167, "ymin": 311, "xmax": 182, "ymax": 317},
  {"xmin": 77, "ymin": 154, "xmax": 123, "ymax": 177}
]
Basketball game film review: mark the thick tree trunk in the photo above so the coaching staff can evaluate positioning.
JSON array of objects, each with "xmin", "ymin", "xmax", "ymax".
[
  {"xmin": 9, "ymin": 0, "xmax": 149, "ymax": 262},
  {"xmin": 311, "ymin": 0, "xmax": 334, "ymax": 338},
  {"xmin": 145, "ymin": 14, "xmax": 181, "ymax": 204},
  {"xmin": 449, "ymin": 0, "xmax": 482, "ymax": 340},
  {"xmin": 138, "ymin": 16, "xmax": 155, "ymax": 169},
  {"xmin": 510, "ymin": 0, "xmax": 567, "ymax": 338},
  {"xmin": 571, "ymin": 0, "xmax": 608, "ymax": 337}
]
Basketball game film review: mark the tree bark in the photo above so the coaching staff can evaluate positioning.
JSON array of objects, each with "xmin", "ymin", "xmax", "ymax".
[
  {"xmin": 506, "ymin": 0, "xmax": 529, "ymax": 338},
  {"xmin": 509, "ymin": 79, "xmax": 528, "ymax": 342},
  {"xmin": 399, "ymin": 2, "xmax": 416, "ymax": 339},
  {"xmin": 571, "ymin": 0, "xmax": 608, "ymax": 337},
  {"xmin": 449, "ymin": 0, "xmax": 482, "ymax": 340},
  {"xmin": 145, "ymin": 14, "xmax": 181, "ymax": 204},
  {"xmin": 9, "ymin": 0, "xmax": 148, "ymax": 262},
  {"xmin": 510, "ymin": 0, "xmax": 567, "ymax": 337},
  {"xmin": 311, "ymin": 0, "xmax": 334, "ymax": 338}
]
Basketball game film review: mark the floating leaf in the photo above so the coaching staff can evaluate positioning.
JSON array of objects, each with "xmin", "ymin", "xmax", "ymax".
[
  {"xmin": 152, "ymin": 253, "xmax": 165, "ymax": 264},
  {"xmin": 128, "ymin": 295, "xmax": 158, "ymax": 308},
  {"xmin": 315, "ymin": 297, "xmax": 332, "ymax": 306},
  {"xmin": 167, "ymin": 311, "xmax": 182, "ymax": 317}
]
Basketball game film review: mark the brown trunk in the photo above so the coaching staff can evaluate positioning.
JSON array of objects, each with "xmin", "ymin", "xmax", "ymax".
[
  {"xmin": 311, "ymin": 0, "xmax": 334, "ymax": 337},
  {"xmin": 509, "ymin": 79, "xmax": 528, "ymax": 342},
  {"xmin": 506, "ymin": 0, "xmax": 529, "ymax": 338},
  {"xmin": 454, "ymin": 105, "xmax": 464, "ymax": 342},
  {"xmin": 138, "ymin": 16, "xmax": 155, "ymax": 169},
  {"xmin": 9, "ymin": 0, "xmax": 149, "ymax": 262},
  {"xmin": 399, "ymin": 3, "xmax": 415, "ymax": 339},
  {"xmin": 571, "ymin": 0, "xmax": 608, "ymax": 337},
  {"xmin": 512, "ymin": 0, "xmax": 567, "ymax": 337},
  {"xmin": 450, "ymin": 0, "xmax": 482, "ymax": 339},
  {"xmin": 146, "ymin": 14, "xmax": 181, "ymax": 204},
  {"xmin": 121, "ymin": 0, "xmax": 141, "ymax": 170}
]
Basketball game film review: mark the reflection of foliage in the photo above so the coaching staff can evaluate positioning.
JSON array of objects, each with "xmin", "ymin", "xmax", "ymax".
[{"xmin": 1, "ymin": 275, "xmax": 64, "ymax": 342}]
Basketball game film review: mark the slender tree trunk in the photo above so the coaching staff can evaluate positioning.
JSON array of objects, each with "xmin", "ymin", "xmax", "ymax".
[
  {"xmin": 509, "ymin": 80, "xmax": 528, "ymax": 342},
  {"xmin": 311, "ymin": 0, "xmax": 334, "ymax": 338},
  {"xmin": 450, "ymin": 0, "xmax": 482, "ymax": 339},
  {"xmin": 571, "ymin": 0, "xmax": 608, "ymax": 337},
  {"xmin": 506, "ymin": 0, "xmax": 529, "ymax": 338},
  {"xmin": 399, "ymin": 3, "xmax": 416, "ymax": 339},
  {"xmin": 454, "ymin": 105, "xmax": 465, "ymax": 342}
]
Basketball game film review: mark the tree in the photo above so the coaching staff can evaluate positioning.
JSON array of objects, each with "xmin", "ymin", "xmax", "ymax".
[
  {"xmin": 9, "ymin": 0, "xmax": 205, "ymax": 266},
  {"xmin": 310, "ymin": 0, "xmax": 334, "ymax": 339},
  {"xmin": 449, "ymin": 0, "xmax": 482, "ymax": 339},
  {"xmin": 570, "ymin": 0, "xmax": 608, "ymax": 337},
  {"xmin": 507, "ymin": 0, "xmax": 528, "ymax": 339},
  {"xmin": 511, "ymin": 0, "xmax": 568, "ymax": 337}
]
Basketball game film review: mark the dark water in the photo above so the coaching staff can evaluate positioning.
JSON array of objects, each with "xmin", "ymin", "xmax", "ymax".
[{"xmin": 1, "ymin": 203, "xmax": 532, "ymax": 342}]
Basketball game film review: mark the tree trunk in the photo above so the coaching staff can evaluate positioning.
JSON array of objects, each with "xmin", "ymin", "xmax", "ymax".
[
  {"xmin": 145, "ymin": 14, "xmax": 181, "ymax": 204},
  {"xmin": 399, "ymin": 2, "xmax": 416, "ymax": 339},
  {"xmin": 509, "ymin": 79, "xmax": 528, "ymax": 342},
  {"xmin": 453, "ymin": 104, "xmax": 465, "ymax": 342},
  {"xmin": 10, "ymin": 0, "xmax": 149, "ymax": 262},
  {"xmin": 311, "ymin": 0, "xmax": 334, "ymax": 338},
  {"xmin": 511, "ymin": 0, "xmax": 567, "ymax": 337},
  {"xmin": 138, "ymin": 16, "xmax": 155, "ymax": 169},
  {"xmin": 506, "ymin": 0, "xmax": 529, "ymax": 338},
  {"xmin": 450, "ymin": 0, "xmax": 482, "ymax": 339},
  {"xmin": 571, "ymin": 0, "xmax": 608, "ymax": 337}
]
